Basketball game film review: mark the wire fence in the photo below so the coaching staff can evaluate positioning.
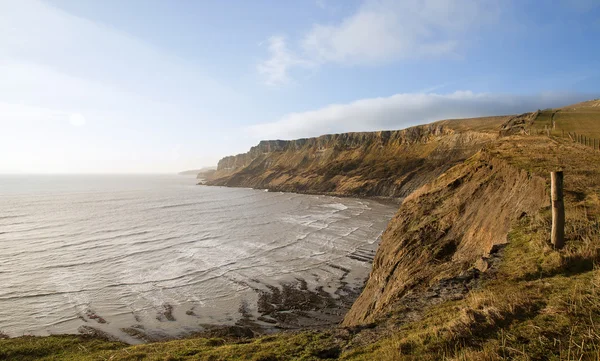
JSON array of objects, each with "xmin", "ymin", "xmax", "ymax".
[
  {"xmin": 566, "ymin": 131, "xmax": 600, "ymax": 151},
  {"xmin": 529, "ymin": 125, "xmax": 600, "ymax": 151}
]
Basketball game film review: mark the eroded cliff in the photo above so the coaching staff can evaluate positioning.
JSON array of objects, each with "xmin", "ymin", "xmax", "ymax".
[
  {"xmin": 342, "ymin": 148, "xmax": 548, "ymax": 325},
  {"xmin": 208, "ymin": 118, "xmax": 509, "ymax": 198}
]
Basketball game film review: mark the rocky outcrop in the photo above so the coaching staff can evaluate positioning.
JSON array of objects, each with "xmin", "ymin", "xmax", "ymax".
[
  {"xmin": 216, "ymin": 125, "xmax": 449, "ymax": 172},
  {"xmin": 499, "ymin": 112, "xmax": 539, "ymax": 136},
  {"xmin": 342, "ymin": 150, "xmax": 548, "ymax": 326},
  {"xmin": 209, "ymin": 123, "xmax": 501, "ymax": 198}
]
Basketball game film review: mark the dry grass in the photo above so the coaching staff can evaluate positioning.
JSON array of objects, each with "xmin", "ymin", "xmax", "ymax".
[
  {"xmin": 342, "ymin": 133, "xmax": 600, "ymax": 360},
  {"xmin": 434, "ymin": 116, "xmax": 512, "ymax": 133},
  {"xmin": 524, "ymin": 100, "xmax": 600, "ymax": 140},
  {"xmin": 2, "ymin": 105, "xmax": 600, "ymax": 360}
]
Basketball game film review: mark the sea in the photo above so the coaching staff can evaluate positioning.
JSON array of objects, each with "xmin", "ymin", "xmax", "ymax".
[{"xmin": 0, "ymin": 175, "xmax": 395, "ymax": 342}]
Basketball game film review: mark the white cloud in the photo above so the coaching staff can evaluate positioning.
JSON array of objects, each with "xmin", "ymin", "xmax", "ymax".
[
  {"xmin": 0, "ymin": 0, "xmax": 241, "ymax": 173},
  {"xmin": 0, "ymin": 102, "xmax": 74, "ymax": 125},
  {"xmin": 258, "ymin": 0, "xmax": 501, "ymax": 84},
  {"xmin": 257, "ymin": 36, "xmax": 313, "ymax": 86},
  {"xmin": 247, "ymin": 91, "xmax": 590, "ymax": 139},
  {"xmin": 68, "ymin": 113, "xmax": 86, "ymax": 127}
]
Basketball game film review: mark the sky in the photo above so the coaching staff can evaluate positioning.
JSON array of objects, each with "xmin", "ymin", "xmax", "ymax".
[{"xmin": 0, "ymin": 0, "xmax": 599, "ymax": 174}]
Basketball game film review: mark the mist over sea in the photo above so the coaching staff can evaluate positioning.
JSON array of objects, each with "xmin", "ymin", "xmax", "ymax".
[{"xmin": 0, "ymin": 175, "xmax": 395, "ymax": 342}]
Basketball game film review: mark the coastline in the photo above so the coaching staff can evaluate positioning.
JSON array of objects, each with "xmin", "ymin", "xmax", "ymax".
[
  {"xmin": 1, "ymin": 264, "xmax": 378, "ymax": 345},
  {"xmin": 0, "ymin": 183, "xmax": 391, "ymax": 345},
  {"xmin": 197, "ymin": 183, "xmax": 403, "ymax": 206}
]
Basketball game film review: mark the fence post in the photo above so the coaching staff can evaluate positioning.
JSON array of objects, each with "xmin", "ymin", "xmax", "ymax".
[{"xmin": 551, "ymin": 171, "xmax": 565, "ymax": 249}]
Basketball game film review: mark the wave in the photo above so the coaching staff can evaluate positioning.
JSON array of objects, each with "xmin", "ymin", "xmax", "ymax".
[
  {"xmin": 0, "ymin": 178, "xmax": 396, "ymax": 337},
  {"xmin": 0, "ymin": 214, "xmax": 26, "ymax": 220},
  {"xmin": 322, "ymin": 203, "xmax": 349, "ymax": 211}
]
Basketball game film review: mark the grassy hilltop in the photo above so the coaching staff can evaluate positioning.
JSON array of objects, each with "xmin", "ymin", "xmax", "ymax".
[{"xmin": 2, "ymin": 100, "xmax": 600, "ymax": 360}]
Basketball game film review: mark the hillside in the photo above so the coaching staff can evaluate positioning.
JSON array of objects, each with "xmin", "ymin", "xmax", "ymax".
[
  {"xmin": 207, "ymin": 116, "xmax": 509, "ymax": 198},
  {"xmin": 2, "ymin": 102, "xmax": 600, "ymax": 360},
  {"xmin": 343, "ymin": 147, "xmax": 548, "ymax": 326},
  {"xmin": 178, "ymin": 169, "xmax": 203, "ymax": 176},
  {"xmin": 178, "ymin": 167, "xmax": 217, "ymax": 177}
]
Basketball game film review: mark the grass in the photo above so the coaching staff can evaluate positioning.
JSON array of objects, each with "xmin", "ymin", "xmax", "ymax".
[
  {"xmin": 341, "ymin": 211, "xmax": 600, "ymax": 360},
  {"xmin": 2, "ymin": 104, "xmax": 600, "ymax": 360},
  {"xmin": 340, "ymin": 134, "xmax": 600, "ymax": 360},
  {"xmin": 0, "ymin": 332, "xmax": 346, "ymax": 361},
  {"xmin": 526, "ymin": 100, "xmax": 600, "ymax": 140},
  {"xmin": 6, "ymin": 137, "xmax": 599, "ymax": 360}
]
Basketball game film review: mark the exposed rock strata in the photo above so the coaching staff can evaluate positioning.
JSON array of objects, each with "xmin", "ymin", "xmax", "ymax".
[
  {"xmin": 209, "ymin": 123, "xmax": 501, "ymax": 198},
  {"xmin": 343, "ymin": 150, "xmax": 548, "ymax": 325}
]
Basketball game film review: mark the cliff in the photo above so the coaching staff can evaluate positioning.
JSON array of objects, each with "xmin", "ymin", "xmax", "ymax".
[
  {"xmin": 5, "ymin": 104, "xmax": 600, "ymax": 359},
  {"xmin": 208, "ymin": 117, "xmax": 509, "ymax": 198},
  {"xmin": 342, "ymin": 148, "xmax": 548, "ymax": 325}
]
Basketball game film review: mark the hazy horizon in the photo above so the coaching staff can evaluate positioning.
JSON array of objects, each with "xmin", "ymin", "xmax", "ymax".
[{"xmin": 1, "ymin": 0, "xmax": 599, "ymax": 173}]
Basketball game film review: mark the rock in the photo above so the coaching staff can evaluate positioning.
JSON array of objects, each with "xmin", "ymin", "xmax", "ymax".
[
  {"xmin": 474, "ymin": 257, "xmax": 490, "ymax": 272},
  {"xmin": 77, "ymin": 326, "xmax": 120, "ymax": 342},
  {"xmin": 200, "ymin": 326, "xmax": 255, "ymax": 339}
]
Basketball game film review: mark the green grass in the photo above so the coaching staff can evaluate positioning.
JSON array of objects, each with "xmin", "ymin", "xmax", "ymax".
[
  {"xmin": 0, "ymin": 335, "xmax": 127, "ymax": 361},
  {"xmin": 554, "ymin": 111, "xmax": 600, "ymax": 139},
  {"xmin": 340, "ymin": 209, "xmax": 600, "ymax": 360},
  {"xmin": 527, "ymin": 101, "xmax": 600, "ymax": 140},
  {"xmin": 0, "ymin": 332, "xmax": 347, "ymax": 361},
  {"xmin": 3, "ymin": 107, "xmax": 600, "ymax": 360}
]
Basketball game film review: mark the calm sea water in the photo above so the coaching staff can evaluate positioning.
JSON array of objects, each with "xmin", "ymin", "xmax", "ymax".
[{"xmin": 0, "ymin": 175, "xmax": 395, "ymax": 342}]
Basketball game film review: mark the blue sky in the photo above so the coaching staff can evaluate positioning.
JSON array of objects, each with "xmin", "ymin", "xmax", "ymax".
[{"xmin": 0, "ymin": 0, "xmax": 599, "ymax": 173}]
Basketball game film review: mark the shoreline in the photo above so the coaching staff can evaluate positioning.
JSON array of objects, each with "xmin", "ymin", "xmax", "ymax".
[
  {"xmin": 0, "ymin": 183, "xmax": 392, "ymax": 345},
  {"xmin": 1, "ymin": 271, "xmax": 374, "ymax": 345},
  {"xmin": 198, "ymin": 183, "xmax": 404, "ymax": 206}
]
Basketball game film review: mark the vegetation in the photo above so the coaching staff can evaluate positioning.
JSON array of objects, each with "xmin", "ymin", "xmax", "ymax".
[
  {"xmin": 2, "ymin": 102, "xmax": 600, "ymax": 360},
  {"xmin": 208, "ymin": 119, "xmax": 503, "ymax": 198}
]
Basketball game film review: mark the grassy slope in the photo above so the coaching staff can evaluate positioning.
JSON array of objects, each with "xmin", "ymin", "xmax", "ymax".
[
  {"xmin": 343, "ymin": 144, "xmax": 549, "ymax": 326},
  {"xmin": 345, "ymin": 136, "xmax": 600, "ymax": 360},
  {"xmin": 527, "ymin": 100, "xmax": 600, "ymax": 139},
  {"xmin": 3, "ymin": 104, "xmax": 600, "ymax": 360},
  {"xmin": 434, "ymin": 115, "xmax": 510, "ymax": 133}
]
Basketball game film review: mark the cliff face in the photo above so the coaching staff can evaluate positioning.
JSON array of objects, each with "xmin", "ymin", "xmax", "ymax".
[
  {"xmin": 342, "ymin": 149, "xmax": 548, "ymax": 326},
  {"xmin": 208, "ymin": 114, "xmax": 554, "ymax": 328},
  {"xmin": 209, "ymin": 123, "xmax": 502, "ymax": 198}
]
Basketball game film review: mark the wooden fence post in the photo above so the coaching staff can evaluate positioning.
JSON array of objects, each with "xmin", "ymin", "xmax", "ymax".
[{"xmin": 551, "ymin": 171, "xmax": 565, "ymax": 249}]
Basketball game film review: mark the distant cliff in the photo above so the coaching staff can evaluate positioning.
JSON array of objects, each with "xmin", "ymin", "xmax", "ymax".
[
  {"xmin": 208, "ymin": 118, "xmax": 509, "ymax": 198},
  {"xmin": 178, "ymin": 167, "xmax": 216, "ymax": 177}
]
